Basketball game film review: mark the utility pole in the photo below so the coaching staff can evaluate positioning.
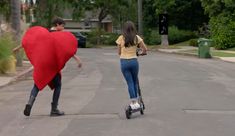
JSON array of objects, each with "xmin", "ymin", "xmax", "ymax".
[{"xmin": 137, "ymin": 0, "xmax": 143, "ymax": 36}]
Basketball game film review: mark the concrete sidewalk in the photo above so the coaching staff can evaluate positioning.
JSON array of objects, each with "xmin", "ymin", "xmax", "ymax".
[
  {"xmin": 158, "ymin": 46, "xmax": 235, "ymax": 63},
  {"xmin": 0, "ymin": 61, "xmax": 32, "ymax": 88},
  {"xmin": 218, "ymin": 57, "xmax": 235, "ymax": 63}
]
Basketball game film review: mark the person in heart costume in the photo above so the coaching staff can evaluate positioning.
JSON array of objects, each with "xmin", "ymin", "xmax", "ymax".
[{"xmin": 20, "ymin": 18, "xmax": 82, "ymax": 117}]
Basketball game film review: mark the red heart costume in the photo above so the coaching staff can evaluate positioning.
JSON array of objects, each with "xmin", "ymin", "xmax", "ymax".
[{"xmin": 22, "ymin": 26, "xmax": 77, "ymax": 90}]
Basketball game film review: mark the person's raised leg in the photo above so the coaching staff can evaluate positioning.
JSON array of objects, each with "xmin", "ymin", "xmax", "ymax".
[{"xmin": 24, "ymin": 84, "xmax": 39, "ymax": 116}]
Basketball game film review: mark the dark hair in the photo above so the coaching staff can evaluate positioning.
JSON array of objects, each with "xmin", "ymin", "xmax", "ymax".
[
  {"xmin": 52, "ymin": 17, "xmax": 65, "ymax": 26},
  {"xmin": 123, "ymin": 21, "xmax": 137, "ymax": 47}
]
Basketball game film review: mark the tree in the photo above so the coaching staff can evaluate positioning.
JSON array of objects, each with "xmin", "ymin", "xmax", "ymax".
[
  {"xmin": 154, "ymin": 0, "xmax": 175, "ymax": 15},
  {"xmin": 89, "ymin": 0, "xmax": 129, "ymax": 44},
  {"xmin": 32, "ymin": 0, "xmax": 132, "ymax": 45},
  {"xmin": 113, "ymin": 0, "xmax": 137, "ymax": 34},
  {"xmin": 169, "ymin": 0, "xmax": 209, "ymax": 30},
  {"xmin": 33, "ymin": 0, "xmax": 68, "ymax": 28},
  {"xmin": 201, "ymin": 0, "xmax": 235, "ymax": 49},
  {"xmin": 31, "ymin": 0, "xmax": 87, "ymax": 28},
  {"xmin": 0, "ymin": 0, "xmax": 22, "ymax": 66},
  {"xmin": 144, "ymin": 0, "xmax": 208, "ymax": 31},
  {"xmin": 0, "ymin": 0, "xmax": 11, "ymax": 22},
  {"xmin": 143, "ymin": 0, "xmax": 158, "ymax": 28},
  {"xmin": 0, "ymin": 0, "xmax": 10, "ymax": 35}
]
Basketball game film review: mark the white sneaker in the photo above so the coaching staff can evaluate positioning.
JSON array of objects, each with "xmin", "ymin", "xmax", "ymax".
[
  {"xmin": 134, "ymin": 102, "xmax": 140, "ymax": 109},
  {"xmin": 130, "ymin": 103, "xmax": 136, "ymax": 109},
  {"xmin": 130, "ymin": 102, "xmax": 140, "ymax": 110}
]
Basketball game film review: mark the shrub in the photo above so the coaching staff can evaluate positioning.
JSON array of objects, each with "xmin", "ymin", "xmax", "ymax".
[
  {"xmin": 0, "ymin": 33, "xmax": 15, "ymax": 60},
  {"xmin": 102, "ymin": 33, "xmax": 119, "ymax": 45},
  {"xmin": 189, "ymin": 39, "xmax": 198, "ymax": 47},
  {"xmin": 86, "ymin": 28, "xmax": 113, "ymax": 45},
  {"xmin": 198, "ymin": 23, "xmax": 211, "ymax": 38},
  {"xmin": 86, "ymin": 29, "xmax": 101, "ymax": 45},
  {"xmin": 0, "ymin": 55, "xmax": 16, "ymax": 74},
  {"xmin": 168, "ymin": 26, "xmax": 197, "ymax": 44},
  {"xmin": 86, "ymin": 29, "xmax": 119, "ymax": 46},
  {"xmin": 143, "ymin": 28, "xmax": 161, "ymax": 45},
  {"xmin": 144, "ymin": 26, "xmax": 197, "ymax": 45},
  {"xmin": 210, "ymin": 16, "xmax": 235, "ymax": 50},
  {"xmin": 0, "ymin": 33, "xmax": 16, "ymax": 74}
]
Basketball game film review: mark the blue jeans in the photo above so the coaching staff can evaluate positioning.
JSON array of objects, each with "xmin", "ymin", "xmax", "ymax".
[
  {"xmin": 120, "ymin": 58, "xmax": 139, "ymax": 99},
  {"xmin": 29, "ymin": 73, "xmax": 61, "ymax": 104}
]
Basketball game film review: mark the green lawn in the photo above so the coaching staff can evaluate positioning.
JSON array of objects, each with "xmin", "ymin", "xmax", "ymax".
[
  {"xmin": 171, "ymin": 41, "xmax": 235, "ymax": 57},
  {"xmin": 179, "ymin": 49, "xmax": 235, "ymax": 57},
  {"xmin": 211, "ymin": 51, "xmax": 235, "ymax": 57},
  {"xmin": 127, "ymin": 40, "xmax": 235, "ymax": 57},
  {"xmin": 227, "ymin": 47, "xmax": 235, "ymax": 51},
  {"xmin": 172, "ymin": 41, "xmax": 190, "ymax": 46}
]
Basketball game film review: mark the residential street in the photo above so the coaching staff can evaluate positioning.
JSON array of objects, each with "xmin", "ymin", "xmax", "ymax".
[{"xmin": 1, "ymin": 48, "xmax": 235, "ymax": 136}]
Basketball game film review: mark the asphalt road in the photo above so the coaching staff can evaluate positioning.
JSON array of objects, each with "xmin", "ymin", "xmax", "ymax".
[{"xmin": 0, "ymin": 48, "xmax": 235, "ymax": 136}]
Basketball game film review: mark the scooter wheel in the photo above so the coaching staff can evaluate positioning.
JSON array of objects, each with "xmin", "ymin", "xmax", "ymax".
[
  {"xmin": 140, "ymin": 109, "xmax": 144, "ymax": 115},
  {"xmin": 141, "ymin": 102, "xmax": 145, "ymax": 110},
  {"xmin": 125, "ymin": 106, "xmax": 132, "ymax": 119},
  {"xmin": 140, "ymin": 108, "xmax": 144, "ymax": 115},
  {"xmin": 141, "ymin": 101, "xmax": 145, "ymax": 110}
]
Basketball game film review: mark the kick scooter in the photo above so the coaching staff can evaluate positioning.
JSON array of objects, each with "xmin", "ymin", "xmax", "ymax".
[
  {"xmin": 125, "ymin": 77, "xmax": 145, "ymax": 119},
  {"xmin": 125, "ymin": 50, "xmax": 146, "ymax": 119}
]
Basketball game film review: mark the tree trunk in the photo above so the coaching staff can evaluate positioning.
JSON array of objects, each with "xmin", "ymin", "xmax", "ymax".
[
  {"xmin": 97, "ymin": 8, "xmax": 108, "ymax": 45},
  {"xmin": 11, "ymin": 0, "xmax": 22, "ymax": 66},
  {"xmin": 137, "ymin": 0, "xmax": 143, "ymax": 35},
  {"xmin": 0, "ymin": 14, "xmax": 3, "ymax": 36},
  {"xmin": 97, "ymin": 21, "xmax": 102, "ymax": 45},
  {"xmin": 161, "ymin": 35, "xmax": 169, "ymax": 46}
]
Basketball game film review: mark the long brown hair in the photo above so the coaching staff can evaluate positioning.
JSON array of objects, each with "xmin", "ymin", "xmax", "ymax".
[{"xmin": 123, "ymin": 21, "xmax": 137, "ymax": 47}]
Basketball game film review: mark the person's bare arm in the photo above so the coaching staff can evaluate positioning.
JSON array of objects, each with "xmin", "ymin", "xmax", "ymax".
[
  {"xmin": 117, "ymin": 45, "xmax": 121, "ymax": 55},
  {"xmin": 72, "ymin": 55, "xmax": 82, "ymax": 68},
  {"xmin": 139, "ymin": 41, "xmax": 147, "ymax": 55},
  {"xmin": 13, "ymin": 45, "xmax": 22, "ymax": 53}
]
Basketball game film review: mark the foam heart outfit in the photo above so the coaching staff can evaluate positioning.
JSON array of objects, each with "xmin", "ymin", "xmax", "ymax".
[{"xmin": 22, "ymin": 26, "xmax": 77, "ymax": 90}]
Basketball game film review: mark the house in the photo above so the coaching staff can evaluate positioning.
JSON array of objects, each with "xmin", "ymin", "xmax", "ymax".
[{"xmin": 63, "ymin": 11, "xmax": 113, "ymax": 33}]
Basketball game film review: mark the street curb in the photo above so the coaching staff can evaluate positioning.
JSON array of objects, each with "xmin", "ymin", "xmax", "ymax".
[
  {"xmin": 213, "ymin": 56, "xmax": 235, "ymax": 63},
  {"xmin": 156, "ymin": 49, "xmax": 235, "ymax": 63},
  {"xmin": 12, "ymin": 66, "xmax": 33, "ymax": 80},
  {"xmin": 156, "ymin": 49, "xmax": 198, "ymax": 57},
  {"xmin": 0, "ymin": 66, "xmax": 33, "ymax": 88}
]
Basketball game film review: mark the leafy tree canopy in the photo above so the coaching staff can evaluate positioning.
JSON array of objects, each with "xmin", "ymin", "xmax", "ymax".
[
  {"xmin": 153, "ymin": 0, "xmax": 176, "ymax": 14},
  {"xmin": 201, "ymin": 0, "xmax": 235, "ymax": 49},
  {"xmin": 0, "ymin": 0, "xmax": 11, "ymax": 21}
]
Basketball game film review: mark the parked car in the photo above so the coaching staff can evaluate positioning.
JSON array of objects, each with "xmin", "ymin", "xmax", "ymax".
[{"xmin": 71, "ymin": 32, "xmax": 86, "ymax": 48}]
